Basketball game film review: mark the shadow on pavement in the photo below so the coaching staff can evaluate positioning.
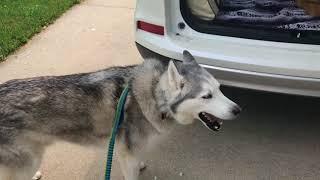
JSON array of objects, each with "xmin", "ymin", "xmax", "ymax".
[{"xmin": 139, "ymin": 87, "xmax": 320, "ymax": 180}]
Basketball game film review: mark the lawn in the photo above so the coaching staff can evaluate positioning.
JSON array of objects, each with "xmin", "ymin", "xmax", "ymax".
[{"xmin": 0, "ymin": 0, "xmax": 81, "ymax": 61}]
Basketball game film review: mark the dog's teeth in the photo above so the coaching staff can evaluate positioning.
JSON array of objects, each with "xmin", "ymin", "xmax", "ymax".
[
  {"xmin": 219, "ymin": 121, "xmax": 223, "ymax": 125},
  {"xmin": 214, "ymin": 126, "xmax": 218, "ymax": 129}
]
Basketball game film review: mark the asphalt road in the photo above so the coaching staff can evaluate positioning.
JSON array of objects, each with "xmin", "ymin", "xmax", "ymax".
[{"xmin": 1, "ymin": 0, "xmax": 319, "ymax": 179}]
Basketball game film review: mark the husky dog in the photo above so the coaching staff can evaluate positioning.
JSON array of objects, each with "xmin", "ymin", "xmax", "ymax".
[{"xmin": 0, "ymin": 51, "xmax": 240, "ymax": 180}]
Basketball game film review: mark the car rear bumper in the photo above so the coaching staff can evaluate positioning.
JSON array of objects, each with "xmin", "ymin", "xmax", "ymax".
[
  {"xmin": 136, "ymin": 43, "xmax": 320, "ymax": 97},
  {"xmin": 134, "ymin": 0, "xmax": 320, "ymax": 97}
]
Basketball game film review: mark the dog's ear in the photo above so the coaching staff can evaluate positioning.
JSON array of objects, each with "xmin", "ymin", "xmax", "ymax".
[
  {"xmin": 168, "ymin": 60, "xmax": 183, "ymax": 90},
  {"xmin": 183, "ymin": 50, "xmax": 198, "ymax": 65}
]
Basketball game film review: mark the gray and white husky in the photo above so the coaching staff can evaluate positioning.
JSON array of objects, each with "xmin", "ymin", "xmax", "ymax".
[{"xmin": 0, "ymin": 51, "xmax": 241, "ymax": 180}]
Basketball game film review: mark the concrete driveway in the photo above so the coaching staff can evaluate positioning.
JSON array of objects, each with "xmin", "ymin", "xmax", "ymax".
[{"xmin": 1, "ymin": 0, "xmax": 320, "ymax": 179}]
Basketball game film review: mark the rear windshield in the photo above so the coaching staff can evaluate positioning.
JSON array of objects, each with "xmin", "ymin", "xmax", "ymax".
[{"xmin": 181, "ymin": 0, "xmax": 320, "ymax": 44}]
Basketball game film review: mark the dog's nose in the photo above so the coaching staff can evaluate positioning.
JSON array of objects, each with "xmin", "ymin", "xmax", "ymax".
[{"xmin": 232, "ymin": 106, "xmax": 242, "ymax": 116}]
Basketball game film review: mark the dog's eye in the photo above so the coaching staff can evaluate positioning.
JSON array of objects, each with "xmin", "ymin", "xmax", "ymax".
[{"xmin": 202, "ymin": 93, "xmax": 212, "ymax": 99}]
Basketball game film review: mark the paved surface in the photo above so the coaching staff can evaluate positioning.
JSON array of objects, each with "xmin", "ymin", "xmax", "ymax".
[{"xmin": 1, "ymin": 0, "xmax": 320, "ymax": 179}]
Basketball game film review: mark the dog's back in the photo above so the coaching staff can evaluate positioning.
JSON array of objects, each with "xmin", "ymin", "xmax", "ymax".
[{"xmin": 0, "ymin": 65, "xmax": 136, "ymax": 179}]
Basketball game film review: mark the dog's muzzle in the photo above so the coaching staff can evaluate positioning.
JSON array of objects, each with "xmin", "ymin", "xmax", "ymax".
[{"xmin": 198, "ymin": 112, "xmax": 223, "ymax": 131}]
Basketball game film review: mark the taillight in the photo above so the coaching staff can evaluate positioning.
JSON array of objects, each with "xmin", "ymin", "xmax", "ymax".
[{"xmin": 137, "ymin": 21, "xmax": 164, "ymax": 35}]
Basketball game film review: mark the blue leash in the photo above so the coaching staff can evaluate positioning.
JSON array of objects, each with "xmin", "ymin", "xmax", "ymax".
[{"xmin": 105, "ymin": 85, "xmax": 130, "ymax": 180}]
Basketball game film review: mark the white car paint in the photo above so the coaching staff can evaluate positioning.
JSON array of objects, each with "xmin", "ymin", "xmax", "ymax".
[{"xmin": 134, "ymin": 0, "xmax": 320, "ymax": 97}]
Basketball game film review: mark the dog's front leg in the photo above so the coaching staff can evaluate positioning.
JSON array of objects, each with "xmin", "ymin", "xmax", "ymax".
[
  {"xmin": 119, "ymin": 156, "xmax": 140, "ymax": 180},
  {"xmin": 116, "ymin": 143, "xmax": 141, "ymax": 180}
]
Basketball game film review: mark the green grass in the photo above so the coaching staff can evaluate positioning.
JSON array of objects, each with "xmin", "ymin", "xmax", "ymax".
[{"xmin": 0, "ymin": 0, "xmax": 81, "ymax": 61}]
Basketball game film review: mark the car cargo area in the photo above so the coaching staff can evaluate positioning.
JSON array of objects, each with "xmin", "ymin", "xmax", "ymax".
[{"xmin": 181, "ymin": 0, "xmax": 320, "ymax": 44}]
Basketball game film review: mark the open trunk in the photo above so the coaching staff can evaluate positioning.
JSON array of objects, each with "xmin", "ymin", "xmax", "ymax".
[{"xmin": 181, "ymin": 0, "xmax": 320, "ymax": 44}]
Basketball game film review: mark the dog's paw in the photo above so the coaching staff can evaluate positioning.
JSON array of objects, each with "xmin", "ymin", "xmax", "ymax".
[
  {"xmin": 32, "ymin": 170, "xmax": 42, "ymax": 180},
  {"xmin": 139, "ymin": 161, "xmax": 147, "ymax": 172}
]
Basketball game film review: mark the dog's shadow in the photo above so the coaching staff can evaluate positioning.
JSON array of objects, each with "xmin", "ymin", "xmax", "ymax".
[
  {"xmin": 86, "ymin": 87, "xmax": 320, "ymax": 180},
  {"xmin": 139, "ymin": 87, "xmax": 320, "ymax": 180}
]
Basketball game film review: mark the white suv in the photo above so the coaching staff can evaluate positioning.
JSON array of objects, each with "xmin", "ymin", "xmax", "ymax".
[{"xmin": 134, "ymin": 0, "xmax": 320, "ymax": 97}]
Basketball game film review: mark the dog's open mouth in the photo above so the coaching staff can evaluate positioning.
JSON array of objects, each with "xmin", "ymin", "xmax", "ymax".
[{"xmin": 198, "ymin": 112, "xmax": 223, "ymax": 131}]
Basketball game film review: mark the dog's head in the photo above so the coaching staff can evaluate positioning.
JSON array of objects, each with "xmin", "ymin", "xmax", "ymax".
[{"xmin": 162, "ymin": 50, "xmax": 241, "ymax": 131}]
